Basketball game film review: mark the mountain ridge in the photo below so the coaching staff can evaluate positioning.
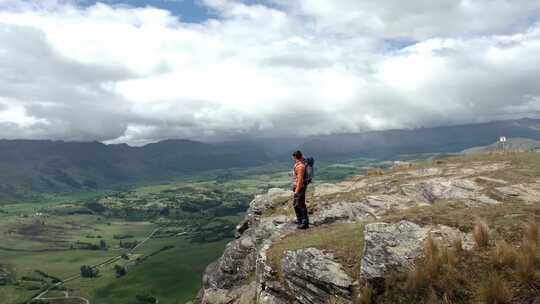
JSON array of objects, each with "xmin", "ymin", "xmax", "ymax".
[{"xmin": 1, "ymin": 118, "xmax": 539, "ymax": 203}]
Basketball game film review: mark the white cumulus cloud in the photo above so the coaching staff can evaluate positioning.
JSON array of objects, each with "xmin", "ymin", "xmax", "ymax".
[{"xmin": 0, "ymin": 0, "xmax": 539, "ymax": 144}]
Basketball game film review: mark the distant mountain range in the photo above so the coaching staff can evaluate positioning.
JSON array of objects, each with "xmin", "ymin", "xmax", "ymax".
[
  {"xmin": 462, "ymin": 137, "xmax": 540, "ymax": 154},
  {"xmin": 1, "ymin": 118, "xmax": 539, "ymax": 203}
]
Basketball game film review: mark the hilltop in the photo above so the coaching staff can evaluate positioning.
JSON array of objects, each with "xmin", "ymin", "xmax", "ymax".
[{"xmin": 196, "ymin": 152, "xmax": 540, "ymax": 304}]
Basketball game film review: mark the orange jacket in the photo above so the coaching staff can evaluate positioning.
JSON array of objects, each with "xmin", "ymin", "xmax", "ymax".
[{"xmin": 294, "ymin": 159, "xmax": 306, "ymax": 193}]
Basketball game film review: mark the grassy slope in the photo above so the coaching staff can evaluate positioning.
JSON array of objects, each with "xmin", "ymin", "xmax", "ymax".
[{"xmin": 89, "ymin": 238, "xmax": 228, "ymax": 304}]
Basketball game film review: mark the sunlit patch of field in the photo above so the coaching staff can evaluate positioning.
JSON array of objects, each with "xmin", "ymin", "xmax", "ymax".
[{"xmin": 86, "ymin": 237, "xmax": 229, "ymax": 304}]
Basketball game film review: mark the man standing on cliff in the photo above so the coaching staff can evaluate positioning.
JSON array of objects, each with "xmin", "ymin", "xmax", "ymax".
[{"xmin": 292, "ymin": 150, "xmax": 309, "ymax": 229}]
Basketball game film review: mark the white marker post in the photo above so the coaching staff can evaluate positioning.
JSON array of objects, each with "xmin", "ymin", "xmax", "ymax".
[{"xmin": 499, "ymin": 136, "xmax": 507, "ymax": 152}]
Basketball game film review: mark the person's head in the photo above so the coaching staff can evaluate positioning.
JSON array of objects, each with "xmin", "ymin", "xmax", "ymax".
[{"xmin": 292, "ymin": 150, "xmax": 303, "ymax": 161}]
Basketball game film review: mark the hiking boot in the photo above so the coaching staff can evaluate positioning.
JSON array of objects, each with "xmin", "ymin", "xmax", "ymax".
[{"xmin": 296, "ymin": 221, "xmax": 309, "ymax": 230}]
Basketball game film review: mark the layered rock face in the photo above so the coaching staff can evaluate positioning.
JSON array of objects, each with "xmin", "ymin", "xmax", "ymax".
[
  {"xmin": 360, "ymin": 221, "xmax": 474, "ymax": 281},
  {"xmin": 196, "ymin": 159, "xmax": 535, "ymax": 304},
  {"xmin": 281, "ymin": 248, "xmax": 354, "ymax": 304},
  {"xmin": 0, "ymin": 265, "xmax": 11, "ymax": 285}
]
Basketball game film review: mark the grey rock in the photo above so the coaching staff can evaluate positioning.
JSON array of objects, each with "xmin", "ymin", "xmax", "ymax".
[
  {"xmin": 361, "ymin": 195, "xmax": 414, "ymax": 216},
  {"xmin": 406, "ymin": 167, "xmax": 442, "ymax": 177},
  {"xmin": 496, "ymin": 181, "xmax": 540, "ymax": 204},
  {"xmin": 311, "ymin": 194, "xmax": 414, "ymax": 226},
  {"xmin": 361, "ymin": 221, "xmax": 428, "ymax": 280},
  {"xmin": 250, "ymin": 188, "xmax": 291, "ymax": 216},
  {"xmin": 311, "ymin": 201, "xmax": 374, "ymax": 225},
  {"xmin": 256, "ymin": 243, "xmax": 290, "ymax": 304},
  {"xmin": 475, "ymin": 176, "xmax": 508, "ymax": 185},
  {"xmin": 198, "ymin": 188, "xmax": 296, "ymax": 304},
  {"xmin": 258, "ymin": 291, "xmax": 289, "ymax": 304},
  {"xmin": 401, "ymin": 177, "xmax": 500, "ymax": 207},
  {"xmin": 0, "ymin": 265, "xmax": 11, "ymax": 285},
  {"xmin": 360, "ymin": 221, "xmax": 474, "ymax": 281},
  {"xmin": 282, "ymin": 248, "xmax": 353, "ymax": 304},
  {"xmin": 313, "ymin": 183, "xmax": 352, "ymax": 198}
]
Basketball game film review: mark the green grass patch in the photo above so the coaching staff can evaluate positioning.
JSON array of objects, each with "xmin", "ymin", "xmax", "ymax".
[
  {"xmin": 267, "ymin": 222, "xmax": 365, "ymax": 281},
  {"xmin": 0, "ymin": 285, "xmax": 35, "ymax": 303}
]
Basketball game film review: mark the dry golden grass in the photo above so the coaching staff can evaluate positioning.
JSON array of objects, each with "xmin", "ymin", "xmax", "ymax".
[
  {"xmin": 479, "ymin": 272, "xmax": 513, "ymax": 304},
  {"xmin": 356, "ymin": 282, "xmax": 373, "ymax": 304},
  {"xmin": 426, "ymin": 288, "xmax": 438, "ymax": 304},
  {"xmin": 405, "ymin": 266, "xmax": 427, "ymax": 292},
  {"xmin": 515, "ymin": 220, "xmax": 539, "ymax": 285},
  {"xmin": 516, "ymin": 248, "xmax": 537, "ymax": 285},
  {"xmin": 441, "ymin": 293, "xmax": 453, "ymax": 304},
  {"xmin": 404, "ymin": 235, "xmax": 462, "ymax": 297},
  {"xmin": 366, "ymin": 168, "xmax": 384, "ymax": 176},
  {"xmin": 524, "ymin": 220, "xmax": 539, "ymax": 247},
  {"xmin": 424, "ymin": 234, "xmax": 443, "ymax": 278},
  {"xmin": 473, "ymin": 220, "xmax": 491, "ymax": 249},
  {"xmin": 425, "ymin": 234, "xmax": 439, "ymax": 258},
  {"xmin": 440, "ymin": 245, "xmax": 458, "ymax": 266},
  {"xmin": 451, "ymin": 237, "xmax": 463, "ymax": 256},
  {"xmin": 490, "ymin": 240, "xmax": 517, "ymax": 268}
]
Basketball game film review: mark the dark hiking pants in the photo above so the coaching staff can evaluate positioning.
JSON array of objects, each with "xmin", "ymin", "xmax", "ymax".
[{"xmin": 293, "ymin": 187, "xmax": 309, "ymax": 225}]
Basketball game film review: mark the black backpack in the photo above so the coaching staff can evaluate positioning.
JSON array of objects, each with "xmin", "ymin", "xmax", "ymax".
[{"xmin": 303, "ymin": 157, "xmax": 315, "ymax": 185}]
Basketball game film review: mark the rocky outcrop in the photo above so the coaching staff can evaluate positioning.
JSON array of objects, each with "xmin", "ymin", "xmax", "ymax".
[
  {"xmin": 282, "ymin": 248, "xmax": 353, "ymax": 304},
  {"xmin": 401, "ymin": 177, "xmax": 500, "ymax": 207},
  {"xmin": 495, "ymin": 180, "xmax": 540, "ymax": 204},
  {"xmin": 310, "ymin": 201, "xmax": 374, "ymax": 225},
  {"xmin": 0, "ymin": 265, "xmax": 12, "ymax": 285},
  {"xmin": 198, "ymin": 189, "xmax": 295, "ymax": 304},
  {"xmin": 196, "ymin": 160, "xmax": 517, "ymax": 304},
  {"xmin": 360, "ymin": 221, "xmax": 473, "ymax": 281}
]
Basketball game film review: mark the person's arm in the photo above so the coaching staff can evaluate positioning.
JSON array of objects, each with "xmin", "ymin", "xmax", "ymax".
[{"xmin": 295, "ymin": 164, "xmax": 305, "ymax": 193}]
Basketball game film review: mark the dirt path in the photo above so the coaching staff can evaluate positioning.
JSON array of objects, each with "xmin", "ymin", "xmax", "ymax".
[
  {"xmin": 29, "ymin": 227, "xmax": 160, "ymax": 304},
  {"xmin": 35, "ymin": 290, "xmax": 90, "ymax": 304}
]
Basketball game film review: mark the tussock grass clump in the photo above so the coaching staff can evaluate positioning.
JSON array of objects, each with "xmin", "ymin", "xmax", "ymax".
[
  {"xmin": 516, "ymin": 247, "xmax": 537, "ymax": 285},
  {"xmin": 403, "ymin": 235, "xmax": 462, "ymax": 300},
  {"xmin": 405, "ymin": 266, "xmax": 428, "ymax": 292},
  {"xmin": 524, "ymin": 220, "xmax": 538, "ymax": 247},
  {"xmin": 514, "ymin": 220, "xmax": 539, "ymax": 285},
  {"xmin": 490, "ymin": 241, "xmax": 517, "ymax": 268},
  {"xmin": 426, "ymin": 288, "xmax": 438, "ymax": 304},
  {"xmin": 451, "ymin": 237, "xmax": 463, "ymax": 256},
  {"xmin": 424, "ymin": 234, "xmax": 443, "ymax": 278},
  {"xmin": 441, "ymin": 293, "xmax": 453, "ymax": 304},
  {"xmin": 356, "ymin": 282, "xmax": 373, "ymax": 304},
  {"xmin": 440, "ymin": 245, "xmax": 458, "ymax": 266},
  {"xmin": 479, "ymin": 273, "xmax": 513, "ymax": 304},
  {"xmin": 473, "ymin": 220, "xmax": 491, "ymax": 249}
]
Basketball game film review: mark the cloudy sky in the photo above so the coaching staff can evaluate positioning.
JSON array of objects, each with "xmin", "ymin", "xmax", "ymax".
[{"xmin": 1, "ymin": 0, "xmax": 540, "ymax": 145}]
